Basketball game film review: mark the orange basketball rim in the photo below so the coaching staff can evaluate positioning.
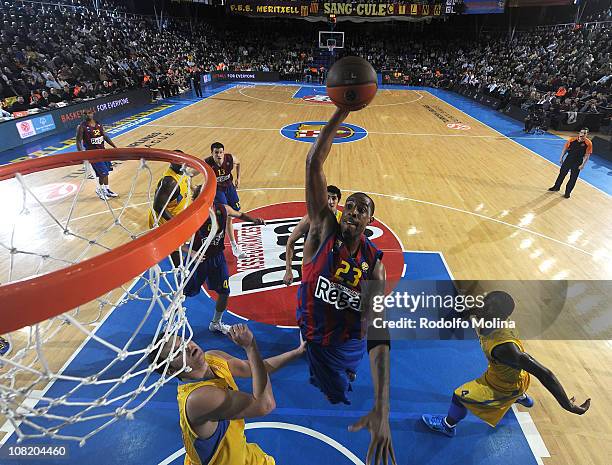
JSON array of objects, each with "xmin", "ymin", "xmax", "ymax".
[{"xmin": 0, "ymin": 148, "xmax": 216, "ymax": 334}]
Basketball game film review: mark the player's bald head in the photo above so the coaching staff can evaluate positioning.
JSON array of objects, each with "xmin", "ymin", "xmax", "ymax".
[
  {"xmin": 482, "ymin": 291, "xmax": 515, "ymax": 321},
  {"xmin": 347, "ymin": 192, "xmax": 375, "ymax": 216}
]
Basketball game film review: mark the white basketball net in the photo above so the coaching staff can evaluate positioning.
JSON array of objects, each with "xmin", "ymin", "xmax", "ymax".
[
  {"xmin": 0, "ymin": 156, "xmax": 217, "ymax": 445},
  {"xmin": 327, "ymin": 39, "xmax": 336, "ymax": 54}
]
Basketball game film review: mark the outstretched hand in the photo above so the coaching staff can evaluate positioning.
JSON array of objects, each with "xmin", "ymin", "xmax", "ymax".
[
  {"xmin": 349, "ymin": 409, "xmax": 397, "ymax": 465},
  {"xmin": 228, "ymin": 324, "xmax": 254, "ymax": 349},
  {"xmin": 567, "ymin": 396, "xmax": 591, "ymax": 415}
]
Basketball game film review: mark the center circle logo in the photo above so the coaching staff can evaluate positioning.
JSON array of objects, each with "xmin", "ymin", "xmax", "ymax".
[
  {"xmin": 280, "ymin": 121, "xmax": 368, "ymax": 144},
  {"xmin": 213, "ymin": 201, "xmax": 404, "ymax": 327}
]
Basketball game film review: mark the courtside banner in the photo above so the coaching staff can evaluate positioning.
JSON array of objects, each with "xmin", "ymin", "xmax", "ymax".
[
  {"xmin": 227, "ymin": 0, "xmax": 311, "ymax": 17},
  {"xmin": 0, "ymin": 88, "xmax": 150, "ymax": 152},
  {"xmin": 211, "ymin": 71, "xmax": 280, "ymax": 82},
  {"xmin": 54, "ymin": 89, "xmax": 150, "ymax": 129}
]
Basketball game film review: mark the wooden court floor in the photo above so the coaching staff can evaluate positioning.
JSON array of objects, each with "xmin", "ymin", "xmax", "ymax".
[{"xmin": 1, "ymin": 85, "xmax": 611, "ymax": 464}]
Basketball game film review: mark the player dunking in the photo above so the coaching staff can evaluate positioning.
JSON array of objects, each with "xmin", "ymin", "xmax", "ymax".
[
  {"xmin": 205, "ymin": 142, "xmax": 245, "ymax": 259},
  {"xmin": 297, "ymin": 108, "xmax": 396, "ymax": 464},
  {"xmin": 185, "ymin": 186, "xmax": 265, "ymax": 334},
  {"xmin": 149, "ymin": 324, "xmax": 305, "ymax": 465},
  {"xmin": 283, "ymin": 185, "xmax": 342, "ymax": 286},
  {"xmin": 76, "ymin": 109, "xmax": 118, "ymax": 200},
  {"xmin": 422, "ymin": 291, "xmax": 590, "ymax": 437}
]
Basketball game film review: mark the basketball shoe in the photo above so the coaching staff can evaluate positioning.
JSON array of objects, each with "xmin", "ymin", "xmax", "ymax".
[
  {"xmin": 105, "ymin": 187, "xmax": 119, "ymax": 198},
  {"xmin": 422, "ymin": 414, "xmax": 456, "ymax": 437},
  {"xmin": 209, "ymin": 321, "xmax": 231, "ymax": 335},
  {"xmin": 515, "ymin": 393, "xmax": 534, "ymax": 408}
]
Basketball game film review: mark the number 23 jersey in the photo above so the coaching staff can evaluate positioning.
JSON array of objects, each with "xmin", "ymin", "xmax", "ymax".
[{"xmin": 297, "ymin": 225, "xmax": 383, "ymax": 346}]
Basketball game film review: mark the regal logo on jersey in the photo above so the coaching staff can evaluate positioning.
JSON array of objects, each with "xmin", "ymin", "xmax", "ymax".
[
  {"xmin": 221, "ymin": 201, "xmax": 403, "ymax": 326},
  {"xmin": 216, "ymin": 168, "xmax": 231, "ymax": 183},
  {"xmin": 302, "ymin": 95, "xmax": 333, "ymax": 104},
  {"xmin": 314, "ymin": 275, "xmax": 362, "ymax": 312},
  {"xmin": 280, "ymin": 121, "xmax": 368, "ymax": 144}
]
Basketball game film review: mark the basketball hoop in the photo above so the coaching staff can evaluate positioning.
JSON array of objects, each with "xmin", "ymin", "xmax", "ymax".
[{"xmin": 0, "ymin": 148, "xmax": 218, "ymax": 444}]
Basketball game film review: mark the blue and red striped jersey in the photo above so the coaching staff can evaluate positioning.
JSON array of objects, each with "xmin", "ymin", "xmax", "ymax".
[
  {"xmin": 297, "ymin": 226, "xmax": 383, "ymax": 346},
  {"xmin": 80, "ymin": 121, "xmax": 105, "ymax": 150},
  {"xmin": 198, "ymin": 201, "xmax": 227, "ymax": 259},
  {"xmin": 205, "ymin": 153, "xmax": 234, "ymax": 190}
]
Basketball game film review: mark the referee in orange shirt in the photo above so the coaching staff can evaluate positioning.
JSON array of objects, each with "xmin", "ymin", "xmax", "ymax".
[{"xmin": 548, "ymin": 128, "xmax": 593, "ymax": 198}]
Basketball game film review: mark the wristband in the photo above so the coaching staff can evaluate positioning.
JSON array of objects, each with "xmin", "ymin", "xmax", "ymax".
[{"xmin": 367, "ymin": 326, "xmax": 391, "ymax": 353}]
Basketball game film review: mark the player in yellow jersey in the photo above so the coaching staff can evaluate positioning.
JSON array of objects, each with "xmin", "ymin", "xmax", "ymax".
[
  {"xmin": 282, "ymin": 185, "xmax": 342, "ymax": 286},
  {"xmin": 149, "ymin": 324, "xmax": 305, "ymax": 465},
  {"xmin": 148, "ymin": 150, "xmax": 192, "ymax": 229},
  {"xmin": 148, "ymin": 150, "xmax": 194, "ymax": 265},
  {"xmin": 422, "ymin": 291, "xmax": 590, "ymax": 437}
]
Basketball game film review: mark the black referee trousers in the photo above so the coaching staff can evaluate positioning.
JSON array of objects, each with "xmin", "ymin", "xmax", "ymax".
[{"xmin": 552, "ymin": 159, "xmax": 581, "ymax": 195}]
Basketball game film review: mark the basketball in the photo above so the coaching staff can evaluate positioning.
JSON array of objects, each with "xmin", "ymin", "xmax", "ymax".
[{"xmin": 326, "ymin": 56, "xmax": 378, "ymax": 111}]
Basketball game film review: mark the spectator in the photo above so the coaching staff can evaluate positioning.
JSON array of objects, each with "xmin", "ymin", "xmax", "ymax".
[
  {"xmin": 61, "ymin": 84, "xmax": 74, "ymax": 102},
  {"xmin": 9, "ymin": 96, "xmax": 28, "ymax": 112},
  {"xmin": 29, "ymin": 94, "xmax": 45, "ymax": 110},
  {"xmin": 0, "ymin": 101, "xmax": 12, "ymax": 118},
  {"xmin": 48, "ymin": 88, "xmax": 63, "ymax": 106},
  {"xmin": 39, "ymin": 90, "xmax": 51, "ymax": 108},
  {"xmin": 580, "ymin": 100, "xmax": 600, "ymax": 113}
]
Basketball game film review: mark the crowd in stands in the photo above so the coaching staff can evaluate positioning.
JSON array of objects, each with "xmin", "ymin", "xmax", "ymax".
[
  {"xmin": 0, "ymin": 1, "xmax": 315, "ymax": 117},
  {"xmin": 0, "ymin": 0, "xmax": 197, "ymax": 116},
  {"xmin": 0, "ymin": 0, "xmax": 610, "ymax": 131},
  {"xmin": 584, "ymin": 4, "xmax": 611, "ymax": 23},
  {"xmin": 356, "ymin": 25, "xmax": 610, "ymax": 127}
]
